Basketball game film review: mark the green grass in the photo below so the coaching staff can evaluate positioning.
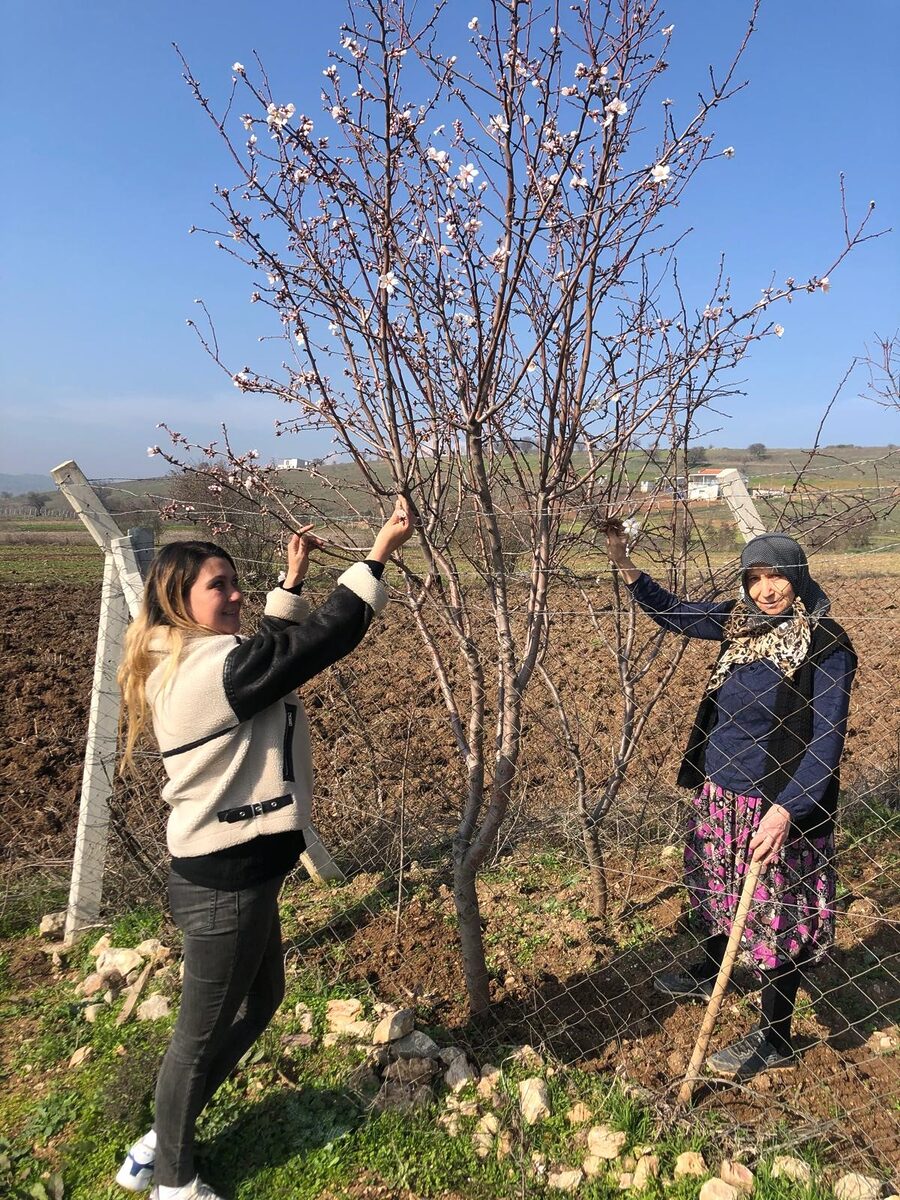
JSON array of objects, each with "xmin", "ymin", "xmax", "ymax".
[
  {"xmin": 0, "ymin": 543, "xmax": 104, "ymax": 583},
  {"xmin": 2, "ymin": 873, "xmax": 893, "ymax": 1200}
]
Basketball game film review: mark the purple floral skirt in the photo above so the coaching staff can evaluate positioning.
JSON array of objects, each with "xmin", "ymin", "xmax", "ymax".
[{"xmin": 684, "ymin": 780, "xmax": 836, "ymax": 972}]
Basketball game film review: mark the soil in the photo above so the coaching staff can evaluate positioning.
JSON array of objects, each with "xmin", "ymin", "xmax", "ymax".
[{"xmin": 2, "ymin": 580, "xmax": 898, "ymax": 1169}]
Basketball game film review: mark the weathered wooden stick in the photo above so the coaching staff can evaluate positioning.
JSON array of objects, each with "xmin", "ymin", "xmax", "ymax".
[{"xmin": 677, "ymin": 855, "xmax": 764, "ymax": 1105}]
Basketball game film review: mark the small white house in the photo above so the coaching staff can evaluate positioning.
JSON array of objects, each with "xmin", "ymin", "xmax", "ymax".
[{"xmin": 687, "ymin": 468, "xmax": 748, "ymax": 501}]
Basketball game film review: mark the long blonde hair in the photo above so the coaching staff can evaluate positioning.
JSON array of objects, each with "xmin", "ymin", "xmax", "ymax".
[{"xmin": 118, "ymin": 541, "xmax": 237, "ymax": 772}]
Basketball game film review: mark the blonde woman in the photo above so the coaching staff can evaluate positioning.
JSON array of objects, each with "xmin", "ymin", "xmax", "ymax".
[{"xmin": 115, "ymin": 499, "xmax": 412, "ymax": 1200}]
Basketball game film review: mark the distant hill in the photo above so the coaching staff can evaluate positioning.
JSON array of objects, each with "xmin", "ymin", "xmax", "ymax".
[{"xmin": 0, "ymin": 473, "xmax": 54, "ymax": 496}]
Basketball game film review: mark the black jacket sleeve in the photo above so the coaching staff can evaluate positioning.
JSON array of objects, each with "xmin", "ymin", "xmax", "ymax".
[{"xmin": 222, "ymin": 583, "xmax": 374, "ymax": 722}]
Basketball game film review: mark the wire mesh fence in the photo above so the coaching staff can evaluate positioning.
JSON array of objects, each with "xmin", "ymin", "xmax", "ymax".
[{"xmin": 1, "ymin": 481, "xmax": 898, "ymax": 1176}]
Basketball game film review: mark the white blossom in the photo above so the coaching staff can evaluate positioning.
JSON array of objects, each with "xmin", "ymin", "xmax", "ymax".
[
  {"xmin": 232, "ymin": 62, "xmax": 245, "ymax": 74},
  {"xmin": 774, "ymin": 324, "xmax": 785, "ymax": 337},
  {"xmin": 426, "ymin": 146, "xmax": 450, "ymax": 171},
  {"xmin": 488, "ymin": 243, "xmax": 509, "ymax": 269},
  {"xmin": 241, "ymin": 114, "xmax": 253, "ymax": 131},
  {"xmin": 650, "ymin": 162, "xmax": 670, "ymax": 184},
  {"xmin": 526, "ymin": 361, "xmax": 538, "ymax": 373},
  {"xmin": 330, "ymin": 105, "xmax": 347, "ymax": 123},
  {"xmin": 328, "ymin": 321, "xmax": 339, "ymax": 334},
  {"xmin": 468, "ymin": 16, "xmax": 479, "ymax": 30},
  {"xmin": 622, "ymin": 517, "xmax": 640, "ymax": 539},
  {"xmin": 266, "ymin": 102, "xmax": 296, "ymax": 131},
  {"xmin": 820, "ymin": 276, "xmax": 830, "ymax": 293},
  {"xmin": 662, "ymin": 97, "xmax": 673, "ymax": 106},
  {"xmin": 457, "ymin": 162, "xmax": 479, "ymax": 188},
  {"xmin": 147, "ymin": 446, "xmax": 160, "ymax": 457},
  {"xmin": 723, "ymin": 146, "xmax": 735, "ymax": 158},
  {"xmin": 489, "ymin": 113, "xmax": 509, "ymax": 134},
  {"xmin": 605, "ymin": 96, "xmax": 627, "ymax": 118},
  {"xmin": 569, "ymin": 173, "xmax": 589, "ymax": 189},
  {"xmin": 662, "ymin": 24, "xmax": 675, "ymax": 36},
  {"xmin": 379, "ymin": 270, "xmax": 398, "ymax": 296},
  {"xmin": 575, "ymin": 63, "xmax": 588, "ymax": 79},
  {"xmin": 703, "ymin": 306, "xmax": 722, "ymax": 320}
]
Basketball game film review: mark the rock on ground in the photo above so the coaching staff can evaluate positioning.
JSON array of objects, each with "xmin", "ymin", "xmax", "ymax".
[
  {"xmin": 518, "ymin": 1077, "xmax": 551, "ymax": 1125},
  {"xmin": 771, "ymin": 1156, "xmax": 811, "ymax": 1184},
  {"xmin": 719, "ymin": 1159, "xmax": 754, "ymax": 1194},
  {"xmin": 700, "ymin": 1180, "xmax": 739, "ymax": 1200},
  {"xmin": 566, "ymin": 1102, "xmax": 592, "ymax": 1125},
  {"xmin": 675, "ymin": 1151, "xmax": 708, "ymax": 1178},
  {"xmin": 383, "ymin": 1056, "xmax": 436, "ymax": 1086},
  {"xmin": 39, "ymin": 911, "xmax": 65, "ymax": 939},
  {"xmin": 96, "ymin": 947, "xmax": 144, "ymax": 978},
  {"xmin": 69, "ymin": 1046, "xmax": 93, "ymax": 1068},
  {"xmin": 587, "ymin": 1125, "xmax": 627, "ymax": 1160},
  {"xmin": 445, "ymin": 1055, "xmax": 477, "ymax": 1092},
  {"xmin": 373, "ymin": 1080, "xmax": 433, "ymax": 1114},
  {"xmin": 547, "ymin": 1168, "xmax": 583, "ymax": 1192},
  {"xmin": 137, "ymin": 994, "xmax": 171, "ymax": 1021},
  {"xmin": 632, "ymin": 1155, "xmax": 659, "ymax": 1189},
  {"xmin": 372, "ymin": 1007, "xmax": 415, "ymax": 1045},
  {"xmin": 393, "ymin": 1030, "xmax": 440, "ymax": 1059},
  {"xmin": 834, "ymin": 1175, "xmax": 885, "ymax": 1200}
]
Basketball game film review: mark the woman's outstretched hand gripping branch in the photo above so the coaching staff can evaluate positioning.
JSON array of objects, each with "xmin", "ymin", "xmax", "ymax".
[{"xmin": 368, "ymin": 496, "xmax": 415, "ymax": 564}]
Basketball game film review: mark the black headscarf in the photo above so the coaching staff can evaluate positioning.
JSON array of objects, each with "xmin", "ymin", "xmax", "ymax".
[{"xmin": 739, "ymin": 532, "xmax": 830, "ymax": 623}]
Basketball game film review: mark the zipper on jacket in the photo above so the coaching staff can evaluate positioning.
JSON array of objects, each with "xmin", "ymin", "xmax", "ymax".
[{"xmin": 282, "ymin": 703, "xmax": 297, "ymax": 782}]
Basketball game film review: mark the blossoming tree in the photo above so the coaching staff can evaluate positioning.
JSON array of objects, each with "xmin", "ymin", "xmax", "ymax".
[{"xmin": 165, "ymin": 0, "xmax": 877, "ymax": 1012}]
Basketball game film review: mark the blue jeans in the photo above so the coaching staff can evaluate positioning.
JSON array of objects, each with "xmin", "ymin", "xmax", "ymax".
[{"xmin": 154, "ymin": 870, "xmax": 285, "ymax": 1187}]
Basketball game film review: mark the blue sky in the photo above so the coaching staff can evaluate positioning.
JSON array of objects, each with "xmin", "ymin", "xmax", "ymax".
[{"xmin": 2, "ymin": 0, "xmax": 898, "ymax": 480}]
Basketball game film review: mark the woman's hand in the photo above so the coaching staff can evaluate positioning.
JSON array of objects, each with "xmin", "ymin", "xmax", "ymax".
[
  {"xmin": 604, "ymin": 518, "xmax": 641, "ymax": 584},
  {"xmin": 369, "ymin": 496, "xmax": 415, "ymax": 564},
  {"xmin": 283, "ymin": 524, "xmax": 325, "ymax": 589},
  {"xmin": 749, "ymin": 803, "xmax": 791, "ymax": 866}
]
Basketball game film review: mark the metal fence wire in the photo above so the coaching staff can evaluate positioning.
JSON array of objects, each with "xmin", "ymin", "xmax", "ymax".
[{"xmin": 1, "ymin": 488, "xmax": 898, "ymax": 1175}]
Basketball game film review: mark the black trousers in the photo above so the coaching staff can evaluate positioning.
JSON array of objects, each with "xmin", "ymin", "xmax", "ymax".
[
  {"xmin": 154, "ymin": 870, "xmax": 286, "ymax": 1187},
  {"xmin": 700, "ymin": 933, "xmax": 801, "ymax": 1052}
]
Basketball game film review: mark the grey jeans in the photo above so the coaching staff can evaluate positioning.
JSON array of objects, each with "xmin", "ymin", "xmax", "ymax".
[{"xmin": 154, "ymin": 870, "xmax": 286, "ymax": 1187}]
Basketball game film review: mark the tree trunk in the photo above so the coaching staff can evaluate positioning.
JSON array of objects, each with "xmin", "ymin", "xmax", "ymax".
[
  {"xmin": 580, "ymin": 816, "xmax": 608, "ymax": 919},
  {"xmin": 453, "ymin": 842, "xmax": 491, "ymax": 1014}
]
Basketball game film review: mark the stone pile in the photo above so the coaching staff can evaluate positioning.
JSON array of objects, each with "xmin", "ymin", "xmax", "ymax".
[{"xmin": 39, "ymin": 916, "xmax": 175, "ymax": 1029}]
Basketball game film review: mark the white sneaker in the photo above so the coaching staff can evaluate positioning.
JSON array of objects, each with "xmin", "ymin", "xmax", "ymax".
[
  {"xmin": 149, "ymin": 1178, "xmax": 227, "ymax": 1200},
  {"xmin": 115, "ymin": 1131, "xmax": 156, "ymax": 1191}
]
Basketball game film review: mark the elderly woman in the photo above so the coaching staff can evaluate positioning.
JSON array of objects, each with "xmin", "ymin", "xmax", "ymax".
[{"xmin": 605, "ymin": 527, "xmax": 857, "ymax": 1080}]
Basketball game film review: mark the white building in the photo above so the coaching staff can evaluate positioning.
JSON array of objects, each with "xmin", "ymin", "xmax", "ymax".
[{"xmin": 687, "ymin": 468, "xmax": 748, "ymax": 500}]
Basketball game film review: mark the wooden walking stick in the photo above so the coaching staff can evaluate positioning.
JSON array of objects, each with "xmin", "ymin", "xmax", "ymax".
[{"xmin": 677, "ymin": 853, "xmax": 764, "ymax": 1105}]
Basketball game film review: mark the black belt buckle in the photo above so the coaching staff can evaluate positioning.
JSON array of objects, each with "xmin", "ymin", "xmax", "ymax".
[{"xmin": 217, "ymin": 794, "xmax": 293, "ymax": 823}]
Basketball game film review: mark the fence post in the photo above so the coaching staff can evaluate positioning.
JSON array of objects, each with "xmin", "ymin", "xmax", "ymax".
[
  {"xmin": 63, "ymin": 552, "xmax": 129, "ymax": 941},
  {"xmin": 128, "ymin": 526, "xmax": 155, "ymax": 579},
  {"xmin": 718, "ymin": 468, "xmax": 766, "ymax": 543}
]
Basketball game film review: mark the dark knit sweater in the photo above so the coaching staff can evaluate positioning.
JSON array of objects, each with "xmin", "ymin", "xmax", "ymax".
[{"xmin": 627, "ymin": 572, "xmax": 857, "ymax": 834}]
